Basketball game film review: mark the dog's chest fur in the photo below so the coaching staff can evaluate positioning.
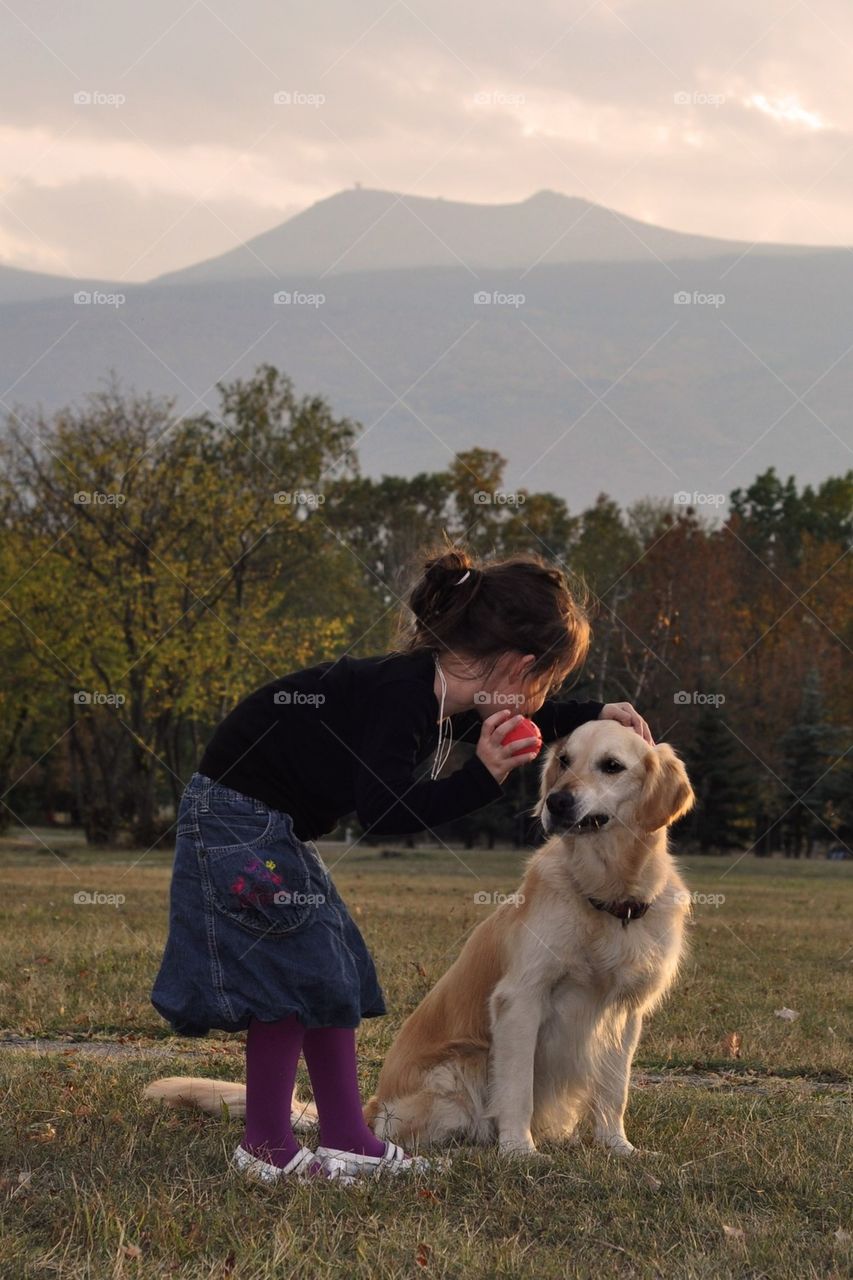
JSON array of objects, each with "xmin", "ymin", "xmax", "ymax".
[{"xmin": 520, "ymin": 881, "xmax": 686, "ymax": 1082}]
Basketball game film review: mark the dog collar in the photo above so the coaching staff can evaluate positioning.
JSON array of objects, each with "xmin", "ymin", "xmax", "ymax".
[{"xmin": 587, "ymin": 897, "xmax": 650, "ymax": 926}]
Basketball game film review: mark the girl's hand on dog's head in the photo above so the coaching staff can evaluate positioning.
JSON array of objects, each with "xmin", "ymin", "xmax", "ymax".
[
  {"xmin": 476, "ymin": 710, "xmax": 540, "ymax": 783},
  {"xmin": 599, "ymin": 702, "xmax": 655, "ymax": 745}
]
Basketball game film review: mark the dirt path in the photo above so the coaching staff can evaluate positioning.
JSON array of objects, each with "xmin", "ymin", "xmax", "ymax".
[
  {"xmin": 1, "ymin": 1035, "xmax": 848, "ymax": 1096},
  {"xmin": 0, "ymin": 1035, "xmax": 223, "ymax": 1059}
]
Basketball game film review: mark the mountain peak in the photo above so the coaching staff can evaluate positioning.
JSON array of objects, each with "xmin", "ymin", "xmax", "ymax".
[{"xmin": 152, "ymin": 187, "xmax": 823, "ymax": 287}]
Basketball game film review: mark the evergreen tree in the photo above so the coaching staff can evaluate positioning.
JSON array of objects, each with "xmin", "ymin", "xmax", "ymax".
[
  {"xmin": 683, "ymin": 695, "xmax": 754, "ymax": 851},
  {"xmin": 780, "ymin": 666, "xmax": 838, "ymax": 856}
]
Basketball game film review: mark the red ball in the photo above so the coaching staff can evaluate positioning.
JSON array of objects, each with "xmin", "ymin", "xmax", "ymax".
[{"xmin": 501, "ymin": 716, "xmax": 543, "ymax": 759}]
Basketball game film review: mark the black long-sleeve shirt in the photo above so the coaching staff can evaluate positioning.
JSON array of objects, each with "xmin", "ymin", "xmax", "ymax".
[{"xmin": 199, "ymin": 645, "xmax": 604, "ymax": 840}]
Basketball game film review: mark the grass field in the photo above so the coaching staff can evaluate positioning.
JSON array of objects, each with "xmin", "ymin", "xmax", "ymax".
[{"xmin": 0, "ymin": 829, "xmax": 850, "ymax": 1279}]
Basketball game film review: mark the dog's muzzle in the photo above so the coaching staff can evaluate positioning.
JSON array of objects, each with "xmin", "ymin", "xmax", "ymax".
[{"xmin": 544, "ymin": 790, "xmax": 610, "ymax": 835}]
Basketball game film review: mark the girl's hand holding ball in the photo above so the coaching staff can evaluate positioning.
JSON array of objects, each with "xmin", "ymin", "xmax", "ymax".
[
  {"xmin": 501, "ymin": 716, "xmax": 543, "ymax": 757},
  {"xmin": 476, "ymin": 710, "xmax": 542, "ymax": 784}
]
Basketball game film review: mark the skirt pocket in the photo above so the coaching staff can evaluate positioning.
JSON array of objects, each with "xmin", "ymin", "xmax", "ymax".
[{"xmin": 196, "ymin": 804, "xmax": 317, "ymax": 937}]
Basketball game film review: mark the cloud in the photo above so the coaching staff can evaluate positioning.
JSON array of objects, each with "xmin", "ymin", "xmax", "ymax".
[
  {"xmin": 747, "ymin": 94, "xmax": 825, "ymax": 131},
  {"xmin": 0, "ymin": 0, "xmax": 850, "ymax": 279}
]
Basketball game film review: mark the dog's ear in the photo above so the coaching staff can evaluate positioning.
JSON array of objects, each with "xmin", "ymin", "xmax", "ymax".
[
  {"xmin": 636, "ymin": 743, "xmax": 695, "ymax": 832},
  {"xmin": 539, "ymin": 739, "xmax": 567, "ymax": 801}
]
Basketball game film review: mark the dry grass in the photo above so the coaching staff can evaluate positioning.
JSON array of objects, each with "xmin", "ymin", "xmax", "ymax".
[{"xmin": 0, "ymin": 831, "xmax": 850, "ymax": 1278}]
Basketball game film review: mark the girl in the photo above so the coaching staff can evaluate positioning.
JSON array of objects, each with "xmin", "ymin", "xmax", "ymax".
[{"xmin": 150, "ymin": 547, "xmax": 652, "ymax": 1183}]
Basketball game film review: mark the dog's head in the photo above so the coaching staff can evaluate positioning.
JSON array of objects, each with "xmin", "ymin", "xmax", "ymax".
[{"xmin": 536, "ymin": 720, "xmax": 695, "ymax": 839}]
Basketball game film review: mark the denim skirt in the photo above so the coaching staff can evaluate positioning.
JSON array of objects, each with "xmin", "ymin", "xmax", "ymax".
[{"xmin": 150, "ymin": 773, "xmax": 387, "ymax": 1035}]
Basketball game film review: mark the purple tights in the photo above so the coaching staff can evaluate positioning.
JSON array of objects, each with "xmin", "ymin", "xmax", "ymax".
[{"xmin": 242, "ymin": 1014, "xmax": 385, "ymax": 1168}]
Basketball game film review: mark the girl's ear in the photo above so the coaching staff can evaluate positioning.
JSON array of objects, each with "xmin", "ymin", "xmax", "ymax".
[
  {"xmin": 636, "ymin": 743, "xmax": 695, "ymax": 833},
  {"xmin": 514, "ymin": 652, "xmax": 537, "ymax": 680}
]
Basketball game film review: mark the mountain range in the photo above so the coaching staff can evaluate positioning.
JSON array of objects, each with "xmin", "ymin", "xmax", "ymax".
[{"xmin": 0, "ymin": 188, "xmax": 848, "ymax": 511}]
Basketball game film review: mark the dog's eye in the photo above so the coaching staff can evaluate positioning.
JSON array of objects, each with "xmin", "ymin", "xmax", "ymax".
[
  {"xmin": 556, "ymin": 753, "xmax": 571, "ymax": 770},
  {"xmin": 599, "ymin": 758, "xmax": 625, "ymax": 774}
]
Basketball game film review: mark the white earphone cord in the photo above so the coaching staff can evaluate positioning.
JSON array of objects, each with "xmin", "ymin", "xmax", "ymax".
[
  {"xmin": 430, "ymin": 654, "xmax": 454, "ymax": 780},
  {"xmin": 430, "ymin": 567, "xmax": 477, "ymax": 778}
]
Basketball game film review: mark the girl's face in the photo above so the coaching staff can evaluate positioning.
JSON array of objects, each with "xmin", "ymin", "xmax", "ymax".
[
  {"xmin": 487, "ymin": 652, "xmax": 556, "ymax": 716},
  {"xmin": 518, "ymin": 667, "xmax": 555, "ymax": 714}
]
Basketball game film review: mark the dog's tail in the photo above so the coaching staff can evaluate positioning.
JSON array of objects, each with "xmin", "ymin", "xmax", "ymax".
[{"xmin": 143, "ymin": 1077, "xmax": 318, "ymax": 1130}]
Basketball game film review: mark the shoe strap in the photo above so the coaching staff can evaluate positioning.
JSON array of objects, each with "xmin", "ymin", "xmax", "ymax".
[
  {"xmin": 283, "ymin": 1145, "xmax": 318, "ymax": 1176},
  {"xmin": 382, "ymin": 1142, "xmax": 408, "ymax": 1164},
  {"xmin": 321, "ymin": 1155, "xmax": 351, "ymax": 1180}
]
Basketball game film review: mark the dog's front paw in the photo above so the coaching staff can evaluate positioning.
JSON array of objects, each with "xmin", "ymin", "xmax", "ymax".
[
  {"xmin": 497, "ymin": 1132, "xmax": 542, "ymax": 1159},
  {"xmin": 597, "ymin": 1134, "xmax": 638, "ymax": 1157}
]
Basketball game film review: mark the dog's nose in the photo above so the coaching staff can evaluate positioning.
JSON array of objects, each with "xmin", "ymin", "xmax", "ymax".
[{"xmin": 545, "ymin": 790, "xmax": 575, "ymax": 818}]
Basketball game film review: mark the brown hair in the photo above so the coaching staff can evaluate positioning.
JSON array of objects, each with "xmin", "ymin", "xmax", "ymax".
[{"xmin": 394, "ymin": 542, "xmax": 594, "ymax": 696}]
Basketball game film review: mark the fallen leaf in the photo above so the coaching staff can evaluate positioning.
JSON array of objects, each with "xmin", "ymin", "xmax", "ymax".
[
  {"xmin": 722, "ymin": 1225, "xmax": 746, "ymax": 1246},
  {"xmin": 643, "ymin": 1172, "xmax": 662, "ymax": 1192},
  {"xmin": 723, "ymin": 1032, "xmax": 742, "ymax": 1059},
  {"xmin": 27, "ymin": 1123, "xmax": 56, "ymax": 1143},
  {"xmin": 774, "ymin": 1008, "xmax": 799, "ymax": 1021},
  {"xmin": 416, "ymin": 1243, "xmax": 431, "ymax": 1268},
  {"xmin": 121, "ymin": 1244, "xmax": 142, "ymax": 1260},
  {"xmin": 418, "ymin": 1188, "xmax": 439, "ymax": 1201}
]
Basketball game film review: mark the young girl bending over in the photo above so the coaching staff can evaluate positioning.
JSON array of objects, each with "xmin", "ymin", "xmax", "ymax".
[{"xmin": 151, "ymin": 547, "xmax": 652, "ymax": 1182}]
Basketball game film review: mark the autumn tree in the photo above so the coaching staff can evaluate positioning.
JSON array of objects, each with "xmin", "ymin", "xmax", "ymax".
[{"xmin": 0, "ymin": 366, "xmax": 358, "ymax": 844}]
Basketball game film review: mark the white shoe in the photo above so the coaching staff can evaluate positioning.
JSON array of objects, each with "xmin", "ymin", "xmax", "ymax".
[
  {"xmin": 232, "ymin": 1143, "xmax": 354, "ymax": 1184},
  {"xmin": 314, "ymin": 1140, "xmax": 431, "ymax": 1178}
]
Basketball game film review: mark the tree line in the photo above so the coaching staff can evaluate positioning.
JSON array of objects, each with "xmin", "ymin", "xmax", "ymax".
[{"xmin": 0, "ymin": 364, "xmax": 850, "ymax": 856}]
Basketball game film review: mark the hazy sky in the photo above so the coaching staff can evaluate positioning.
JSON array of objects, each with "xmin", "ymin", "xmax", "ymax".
[{"xmin": 2, "ymin": 0, "xmax": 850, "ymax": 281}]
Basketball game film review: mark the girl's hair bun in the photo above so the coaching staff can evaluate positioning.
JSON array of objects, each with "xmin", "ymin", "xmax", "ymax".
[
  {"xmin": 396, "ymin": 542, "xmax": 592, "ymax": 696},
  {"xmin": 409, "ymin": 548, "xmax": 480, "ymax": 626}
]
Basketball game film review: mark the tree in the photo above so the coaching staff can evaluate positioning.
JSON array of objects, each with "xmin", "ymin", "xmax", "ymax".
[
  {"xmin": 0, "ymin": 367, "xmax": 358, "ymax": 844},
  {"xmin": 780, "ymin": 666, "xmax": 842, "ymax": 856},
  {"xmin": 683, "ymin": 697, "xmax": 754, "ymax": 851}
]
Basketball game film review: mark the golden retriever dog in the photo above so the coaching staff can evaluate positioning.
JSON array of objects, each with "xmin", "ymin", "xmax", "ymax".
[
  {"xmin": 363, "ymin": 719, "xmax": 695, "ymax": 1157},
  {"xmin": 146, "ymin": 720, "xmax": 694, "ymax": 1159}
]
